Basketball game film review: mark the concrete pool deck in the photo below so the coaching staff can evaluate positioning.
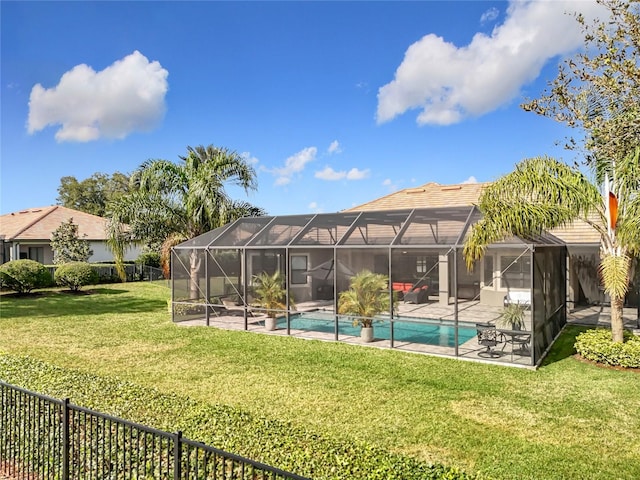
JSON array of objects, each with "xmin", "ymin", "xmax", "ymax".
[{"xmin": 175, "ymin": 299, "xmax": 639, "ymax": 368}]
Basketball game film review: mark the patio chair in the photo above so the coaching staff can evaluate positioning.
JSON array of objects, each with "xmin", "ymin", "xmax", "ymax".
[{"xmin": 476, "ymin": 323, "xmax": 501, "ymax": 358}]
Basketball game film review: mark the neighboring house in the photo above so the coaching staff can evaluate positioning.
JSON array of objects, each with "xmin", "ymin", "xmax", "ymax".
[
  {"xmin": 345, "ymin": 182, "xmax": 636, "ymax": 309},
  {"xmin": 0, "ymin": 206, "xmax": 140, "ymax": 265}
]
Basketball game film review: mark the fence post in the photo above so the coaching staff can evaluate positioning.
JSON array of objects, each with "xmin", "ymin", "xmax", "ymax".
[
  {"xmin": 62, "ymin": 398, "xmax": 70, "ymax": 480},
  {"xmin": 173, "ymin": 431, "xmax": 182, "ymax": 480}
]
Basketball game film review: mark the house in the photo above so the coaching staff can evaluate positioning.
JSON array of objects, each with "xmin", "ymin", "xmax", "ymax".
[
  {"xmin": 0, "ymin": 206, "xmax": 140, "ymax": 265},
  {"xmin": 345, "ymin": 181, "xmax": 633, "ymax": 309}
]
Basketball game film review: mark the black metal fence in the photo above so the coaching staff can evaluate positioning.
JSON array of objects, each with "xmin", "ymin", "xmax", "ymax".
[
  {"xmin": 0, "ymin": 382, "xmax": 309, "ymax": 480},
  {"xmin": 45, "ymin": 264, "xmax": 167, "ymax": 285}
]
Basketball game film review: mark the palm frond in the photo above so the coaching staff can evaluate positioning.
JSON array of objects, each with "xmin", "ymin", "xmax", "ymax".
[
  {"xmin": 599, "ymin": 254, "xmax": 632, "ymax": 300},
  {"xmin": 464, "ymin": 156, "xmax": 602, "ymax": 268},
  {"xmin": 338, "ymin": 270, "xmax": 394, "ymax": 327}
]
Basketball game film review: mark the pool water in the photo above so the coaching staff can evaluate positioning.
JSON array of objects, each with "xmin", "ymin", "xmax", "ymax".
[{"xmin": 276, "ymin": 312, "xmax": 476, "ymax": 347}]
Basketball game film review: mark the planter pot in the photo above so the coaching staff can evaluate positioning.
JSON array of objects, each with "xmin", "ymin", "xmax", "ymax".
[
  {"xmin": 361, "ymin": 326, "xmax": 374, "ymax": 343},
  {"xmin": 265, "ymin": 317, "xmax": 278, "ymax": 331}
]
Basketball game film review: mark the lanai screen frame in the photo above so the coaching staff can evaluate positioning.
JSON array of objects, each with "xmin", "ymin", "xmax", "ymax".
[{"xmin": 171, "ymin": 206, "xmax": 567, "ymax": 366}]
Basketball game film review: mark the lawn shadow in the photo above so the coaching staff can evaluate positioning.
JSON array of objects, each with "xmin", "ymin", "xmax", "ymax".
[
  {"xmin": 88, "ymin": 288, "xmax": 129, "ymax": 295},
  {"xmin": 539, "ymin": 325, "xmax": 591, "ymax": 368},
  {"xmin": 0, "ymin": 288, "xmax": 167, "ymax": 319}
]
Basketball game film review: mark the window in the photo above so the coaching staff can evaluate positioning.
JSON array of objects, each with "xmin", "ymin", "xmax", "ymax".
[
  {"xmin": 29, "ymin": 247, "xmax": 44, "ymax": 263},
  {"xmin": 290, "ymin": 255, "xmax": 308, "ymax": 285},
  {"xmin": 501, "ymin": 255, "xmax": 531, "ymax": 289},
  {"xmin": 483, "ymin": 255, "xmax": 494, "ymax": 287},
  {"xmin": 416, "ymin": 256, "xmax": 427, "ymax": 273}
]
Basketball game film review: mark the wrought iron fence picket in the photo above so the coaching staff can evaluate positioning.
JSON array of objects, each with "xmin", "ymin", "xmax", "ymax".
[{"xmin": 1, "ymin": 382, "xmax": 309, "ymax": 480}]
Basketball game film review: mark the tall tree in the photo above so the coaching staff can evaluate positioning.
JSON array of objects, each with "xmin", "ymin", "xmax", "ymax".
[
  {"xmin": 57, "ymin": 172, "xmax": 131, "ymax": 217},
  {"xmin": 107, "ymin": 145, "xmax": 266, "ymax": 284},
  {"xmin": 50, "ymin": 218, "xmax": 93, "ymax": 264},
  {"xmin": 522, "ymin": 0, "xmax": 640, "ymax": 166},
  {"xmin": 463, "ymin": 151, "xmax": 640, "ymax": 343}
]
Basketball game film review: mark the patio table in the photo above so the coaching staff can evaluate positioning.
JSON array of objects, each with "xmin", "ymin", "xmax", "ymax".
[{"xmin": 498, "ymin": 329, "xmax": 531, "ymax": 361}]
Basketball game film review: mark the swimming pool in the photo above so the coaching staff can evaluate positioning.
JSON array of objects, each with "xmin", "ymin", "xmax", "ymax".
[{"xmin": 275, "ymin": 311, "xmax": 476, "ymax": 347}]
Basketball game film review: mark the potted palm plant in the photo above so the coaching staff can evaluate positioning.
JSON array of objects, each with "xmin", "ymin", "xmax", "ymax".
[
  {"xmin": 497, "ymin": 302, "xmax": 527, "ymax": 330},
  {"xmin": 338, "ymin": 270, "xmax": 396, "ymax": 342},
  {"xmin": 252, "ymin": 271, "xmax": 295, "ymax": 331}
]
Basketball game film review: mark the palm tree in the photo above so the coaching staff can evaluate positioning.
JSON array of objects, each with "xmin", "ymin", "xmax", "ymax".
[
  {"xmin": 338, "ymin": 270, "xmax": 395, "ymax": 329},
  {"xmin": 107, "ymin": 145, "xmax": 266, "ymax": 288},
  {"xmin": 463, "ymin": 149, "xmax": 640, "ymax": 343},
  {"xmin": 252, "ymin": 271, "xmax": 294, "ymax": 319}
]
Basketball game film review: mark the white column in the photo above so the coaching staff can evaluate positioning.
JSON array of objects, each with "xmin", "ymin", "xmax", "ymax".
[{"xmin": 439, "ymin": 253, "xmax": 449, "ymax": 305}]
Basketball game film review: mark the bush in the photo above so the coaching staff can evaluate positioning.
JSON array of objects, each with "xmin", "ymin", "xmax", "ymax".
[
  {"xmin": 574, "ymin": 328, "xmax": 640, "ymax": 368},
  {"xmin": 135, "ymin": 252, "xmax": 161, "ymax": 268},
  {"xmin": 0, "ymin": 354, "xmax": 485, "ymax": 480},
  {"xmin": 0, "ymin": 260, "xmax": 52, "ymax": 293},
  {"xmin": 54, "ymin": 262, "xmax": 99, "ymax": 291}
]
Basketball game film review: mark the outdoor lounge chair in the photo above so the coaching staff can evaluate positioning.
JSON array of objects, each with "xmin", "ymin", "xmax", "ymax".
[
  {"xmin": 476, "ymin": 323, "xmax": 501, "ymax": 358},
  {"xmin": 403, "ymin": 285, "xmax": 429, "ymax": 304},
  {"xmin": 504, "ymin": 291, "xmax": 531, "ymax": 306},
  {"xmin": 215, "ymin": 296, "xmax": 258, "ymax": 317}
]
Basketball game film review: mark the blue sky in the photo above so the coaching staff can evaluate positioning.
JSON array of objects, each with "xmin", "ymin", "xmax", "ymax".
[{"xmin": 1, "ymin": 1, "xmax": 607, "ymax": 216}]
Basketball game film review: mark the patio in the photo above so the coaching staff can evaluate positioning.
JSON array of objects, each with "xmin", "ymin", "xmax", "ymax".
[
  {"xmin": 171, "ymin": 207, "xmax": 567, "ymax": 367},
  {"xmin": 176, "ymin": 300, "xmax": 639, "ymax": 368}
]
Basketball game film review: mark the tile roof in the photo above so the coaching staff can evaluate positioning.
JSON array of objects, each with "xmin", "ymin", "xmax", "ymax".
[
  {"xmin": 0, "ymin": 206, "xmax": 109, "ymax": 241},
  {"xmin": 549, "ymin": 216, "xmax": 601, "ymax": 245},
  {"xmin": 345, "ymin": 182, "xmax": 489, "ymax": 211},
  {"xmin": 344, "ymin": 181, "xmax": 602, "ymax": 245}
]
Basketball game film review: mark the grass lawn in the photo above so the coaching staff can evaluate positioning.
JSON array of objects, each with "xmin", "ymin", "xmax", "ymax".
[{"xmin": 1, "ymin": 282, "xmax": 639, "ymax": 479}]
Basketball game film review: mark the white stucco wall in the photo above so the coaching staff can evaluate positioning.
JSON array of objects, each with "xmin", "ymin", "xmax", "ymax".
[
  {"xmin": 3, "ymin": 240, "xmax": 142, "ymax": 265},
  {"xmin": 89, "ymin": 241, "xmax": 141, "ymax": 263}
]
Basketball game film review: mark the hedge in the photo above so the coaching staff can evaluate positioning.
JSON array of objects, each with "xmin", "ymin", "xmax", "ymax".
[
  {"xmin": 0, "ymin": 354, "xmax": 486, "ymax": 480},
  {"xmin": 54, "ymin": 262, "xmax": 99, "ymax": 291},
  {"xmin": 0, "ymin": 259, "xmax": 52, "ymax": 293},
  {"xmin": 574, "ymin": 328, "xmax": 640, "ymax": 368}
]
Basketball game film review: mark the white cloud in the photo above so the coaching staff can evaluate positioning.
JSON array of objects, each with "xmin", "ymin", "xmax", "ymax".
[
  {"xmin": 462, "ymin": 176, "xmax": 478, "ymax": 184},
  {"xmin": 273, "ymin": 146, "xmax": 317, "ymax": 185},
  {"xmin": 308, "ymin": 201, "xmax": 323, "ymax": 213},
  {"xmin": 480, "ymin": 7, "xmax": 500, "ymax": 24},
  {"xmin": 315, "ymin": 166, "xmax": 370, "ymax": 181},
  {"xmin": 346, "ymin": 168, "xmax": 370, "ymax": 180},
  {"xmin": 241, "ymin": 151, "xmax": 260, "ymax": 165},
  {"xmin": 275, "ymin": 176, "xmax": 292, "ymax": 186},
  {"xmin": 376, "ymin": 0, "xmax": 607, "ymax": 126},
  {"xmin": 315, "ymin": 167, "xmax": 344, "ymax": 181},
  {"xmin": 28, "ymin": 51, "xmax": 168, "ymax": 142},
  {"xmin": 382, "ymin": 178, "xmax": 400, "ymax": 191},
  {"xmin": 328, "ymin": 140, "xmax": 342, "ymax": 154}
]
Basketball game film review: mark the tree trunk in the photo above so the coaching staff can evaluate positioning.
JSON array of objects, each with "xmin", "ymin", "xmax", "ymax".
[
  {"xmin": 189, "ymin": 250, "xmax": 202, "ymax": 300},
  {"xmin": 610, "ymin": 294, "xmax": 625, "ymax": 343}
]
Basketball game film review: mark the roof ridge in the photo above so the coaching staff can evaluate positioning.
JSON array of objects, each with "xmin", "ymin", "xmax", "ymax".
[{"xmin": 10, "ymin": 206, "xmax": 59, "ymax": 239}]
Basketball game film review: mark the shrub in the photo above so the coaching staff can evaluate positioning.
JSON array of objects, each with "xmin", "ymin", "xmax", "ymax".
[
  {"xmin": 135, "ymin": 252, "xmax": 161, "ymax": 268},
  {"xmin": 574, "ymin": 328, "xmax": 640, "ymax": 368},
  {"xmin": 0, "ymin": 354, "xmax": 484, "ymax": 480},
  {"xmin": 0, "ymin": 260, "xmax": 52, "ymax": 293},
  {"xmin": 54, "ymin": 262, "xmax": 99, "ymax": 291}
]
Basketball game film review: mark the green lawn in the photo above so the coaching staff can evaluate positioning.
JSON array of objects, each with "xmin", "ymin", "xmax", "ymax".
[{"xmin": 1, "ymin": 282, "xmax": 639, "ymax": 479}]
